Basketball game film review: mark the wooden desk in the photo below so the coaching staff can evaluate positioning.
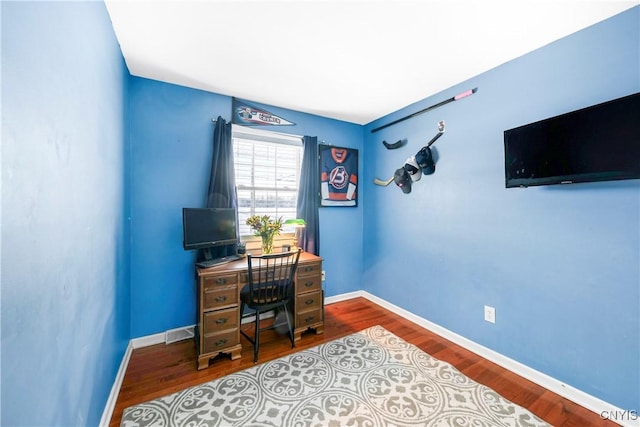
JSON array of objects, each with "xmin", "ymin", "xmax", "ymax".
[{"xmin": 195, "ymin": 252, "xmax": 323, "ymax": 370}]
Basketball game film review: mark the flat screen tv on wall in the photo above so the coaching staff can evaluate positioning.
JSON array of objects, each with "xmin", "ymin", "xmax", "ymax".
[{"xmin": 504, "ymin": 92, "xmax": 640, "ymax": 188}]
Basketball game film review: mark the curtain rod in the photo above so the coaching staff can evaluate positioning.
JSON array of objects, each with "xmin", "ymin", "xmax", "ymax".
[
  {"xmin": 211, "ymin": 118, "xmax": 321, "ymax": 143},
  {"xmin": 211, "ymin": 116, "xmax": 234, "ymax": 123}
]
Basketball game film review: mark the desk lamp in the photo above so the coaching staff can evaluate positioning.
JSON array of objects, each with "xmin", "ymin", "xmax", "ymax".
[{"xmin": 283, "ymin": 218, "xmax": 306, "ymax": 251}]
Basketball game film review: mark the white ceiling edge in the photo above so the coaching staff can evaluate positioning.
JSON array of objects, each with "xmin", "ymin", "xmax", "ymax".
[{"xmin": 105, "ymin": 1, "xmax": 638, "ymax": 124}]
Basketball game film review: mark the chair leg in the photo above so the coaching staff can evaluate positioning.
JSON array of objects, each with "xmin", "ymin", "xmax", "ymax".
[
  {"xmin": 283, "ymin": 305, "xmax": 295, "ymax": 348},
  {"xmin": 253, "ymin": 309, "xmax": 260, "ymax": 363},
  {"xmin": 239, "ymin": 301, "xmax": 250, "ymax": 343},
  {"xmin": 243, "ymin": 305, "xmax": 295, "ymax": 363}
]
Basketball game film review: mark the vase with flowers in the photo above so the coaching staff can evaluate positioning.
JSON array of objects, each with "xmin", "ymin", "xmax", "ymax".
[{"xmin": 246, "ymin": 215, "xmax": 283, "ymax": 254}]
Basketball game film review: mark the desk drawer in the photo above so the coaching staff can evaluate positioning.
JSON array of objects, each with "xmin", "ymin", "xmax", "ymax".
[
  {"xmin": 296, "ymin": 274, "xmax": 321, "ymax": 294},
  {"xmin": 203, "ymin": 273, "xmax": 238, "ymax": 290},
  {"xmin": 203, "ymin": 330, "xmax": 239, "ymax": 354},
  {"xmin": 203, "ymin": 307, "xmax": 238, "ymax": 334},
  {"xmin": 298, "ymin": 262, "xmax": 321, "ymax": 277},
  {"xmin": 296, "ymin": 308, "xmax": 323, "ymax": 328},
  {"xmin": 203, "ymin": 286, "xmax": 238, "ymax": 310},
  {"xmin": 296, "ymin": 291, "xmax": 322, "ymax": 311}
]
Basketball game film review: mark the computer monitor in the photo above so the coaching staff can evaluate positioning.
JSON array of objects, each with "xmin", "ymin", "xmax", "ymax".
[{"xmin": 182, "ymin": 207, "xmax": 238, "ymax": 252}]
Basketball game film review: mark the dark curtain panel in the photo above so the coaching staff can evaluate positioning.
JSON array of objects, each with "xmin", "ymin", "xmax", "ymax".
[
  {"xmin": 199, "ymin": 116, "xmax": 238, "ymax": 261},
  {"xmin": 297, "ymin": 136, "xmax": 320, "ymax": 255}
]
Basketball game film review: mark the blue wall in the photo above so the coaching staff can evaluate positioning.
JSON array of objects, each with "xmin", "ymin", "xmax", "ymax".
[
  {"xmin": 1, "ymin": 2, "xmax": 637, "ymax": 425},
  {"xmin": 362, "ymin": 7, "xmax": 639, "ymax": 411},
  {"xmin": 128, "ymin": 79, "xmax": 363, "ymax": 337},
  {"xmin": 1, "ymin": 2, "xmax": 130, "ymax": 426}
]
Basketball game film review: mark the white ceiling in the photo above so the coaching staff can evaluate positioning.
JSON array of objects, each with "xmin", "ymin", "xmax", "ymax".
[{"xmin": 105, "ymin": 1, "xmax": 636, "ymax": 125}]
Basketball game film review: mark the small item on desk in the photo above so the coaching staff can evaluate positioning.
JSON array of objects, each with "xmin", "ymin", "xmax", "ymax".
[
  {"xmin": 237, "ymin": 241, "xmax": 246, "ymax": 256},
  {"xmin": 283, "ymin": 218, "xmax": 306, "ymax": 252},
  {"xmin": 196, "ymin": 254, "xmax": 241, "ymax": 269}
]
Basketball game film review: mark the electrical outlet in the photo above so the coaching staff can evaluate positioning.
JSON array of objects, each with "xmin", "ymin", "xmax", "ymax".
[
  {"xmin": 321, "ymin": 270, "xmax": 326, "ymax": 281},
  {"xmin": 484, "ymin": 305, "xmax": 496, "ymax": 324}
]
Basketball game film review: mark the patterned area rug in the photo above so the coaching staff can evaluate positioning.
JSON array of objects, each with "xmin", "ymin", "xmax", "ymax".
[{"xmin": 121, "ymin": 325, "xmax": 550, "ymax": 426}]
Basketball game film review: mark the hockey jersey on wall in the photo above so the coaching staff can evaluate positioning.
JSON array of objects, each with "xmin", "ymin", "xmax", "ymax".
[{"xmin": 320, "ymin": 146, "xmax": 358, "ymax": 207}]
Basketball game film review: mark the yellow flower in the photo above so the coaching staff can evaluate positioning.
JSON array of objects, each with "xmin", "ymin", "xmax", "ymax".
[{"xmin": 246, "ymin": 215, "xmax": 283, "ymax": 238}]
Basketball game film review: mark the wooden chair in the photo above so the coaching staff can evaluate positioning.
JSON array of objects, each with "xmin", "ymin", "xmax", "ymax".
[{"xmin": 240, "ymin": 249, "xmax": 301, "ymax": 363}]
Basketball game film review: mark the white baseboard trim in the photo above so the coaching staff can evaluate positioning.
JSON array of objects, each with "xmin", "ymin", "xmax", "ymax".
[
  {"xmin": 102, "ymin": 291, "xmax": 637, "ymax": 427},
  {"xmin": 325, "ymin": 290, "xmax": 362, "ymax": 305},
  {"xmin": 99, "ymin": 341, "xmax": 133, "ymax": 427},
  {"xmin": 131, "ymin": 331, "xmax": 165, "ymax": 349},
  {"xmin": 352, "ymin": 291, "xmax": 636, "ymax": 427},
  {"xmin": 100, "ymin": 328, "xmax": 193, "ymax": 425}
]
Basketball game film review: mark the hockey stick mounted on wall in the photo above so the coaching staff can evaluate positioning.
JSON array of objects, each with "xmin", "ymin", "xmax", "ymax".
[
  {"xmin": 373, "ymin": 176, "xmax": 394, "ymax": 186},
  {"xmin": 382, "ymin": 139, "xmax": 406, "ymax": 150},
  {"xmin": 373, "ymin": 121, "xmax": 445, "ymax": 187},
  {"xmin": 371, "ymin": 88, "xmax": 477, "ymax": 133}
]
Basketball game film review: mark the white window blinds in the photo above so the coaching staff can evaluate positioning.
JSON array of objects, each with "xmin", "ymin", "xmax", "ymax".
[{"xmin": 232, "ymin": 125, "xmax": 303, "ymax": 236}]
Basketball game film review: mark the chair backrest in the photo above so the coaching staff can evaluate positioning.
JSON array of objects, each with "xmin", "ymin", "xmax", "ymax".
[{"xmin": 246, "ymin": 249, "xmax": 301, "ymax": 305}]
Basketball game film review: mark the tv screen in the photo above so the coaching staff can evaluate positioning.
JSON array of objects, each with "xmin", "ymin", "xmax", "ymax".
[
  {"xmin": 182, "ymin": 208, "xmax": 238, "ymax": 250},
  {"xmin": 504, "ymin": 92, "xmax": 640, "ymax": 188}
]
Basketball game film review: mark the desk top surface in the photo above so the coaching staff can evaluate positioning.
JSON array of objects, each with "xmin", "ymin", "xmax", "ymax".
[{"xmin": 197, "ymin": 251, "xmax": 322, "ymax": 275}]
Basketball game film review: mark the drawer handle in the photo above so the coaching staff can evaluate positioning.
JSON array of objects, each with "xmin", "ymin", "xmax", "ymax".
[
  {"xmin": 215, "ymin": 338, "xmax": 228, "ymax": 347},
  {"xmin": 216, "ymin": 318, "xmax": 228, "ymax": 324},
  {"xmin": 305, "ymin": 299, "xmax": 314, "ymax": 305},
  {"xmin": 216, "ymin": 278, "xmax": 227, "ymax": 284},
  {"xmin": 304, "ymin": 281, "xmax": 314, "ymax": 287},
  {"xmin": 304, "ymin": 266, "xmax": 314, "ymax": 272},
  {"xmin": 304, "ymin": 316, "xmax": 315, "ymax": 324},
  {"xmin": 215, "ymin": 295, "xmax": 227, "ymax": 303}
]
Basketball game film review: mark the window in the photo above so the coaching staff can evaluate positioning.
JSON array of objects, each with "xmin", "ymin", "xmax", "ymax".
[{"xmin": 232, "ymin": 125, "xmax": 303, "ymax": 236}]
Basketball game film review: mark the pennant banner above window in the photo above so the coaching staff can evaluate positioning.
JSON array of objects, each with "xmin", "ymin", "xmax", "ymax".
[{"xmin": 232, "ymin": 98, "xmax": 295, "ymax": 127}]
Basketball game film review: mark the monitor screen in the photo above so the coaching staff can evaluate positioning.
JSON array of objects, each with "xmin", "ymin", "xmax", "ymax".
[
  {"xmin": 504, "ymin": 92, "xmax": 640, "ymax": 188},
  {"xmin": 182, "ymin": 208, "xmax": 238, "ymax": 250}
]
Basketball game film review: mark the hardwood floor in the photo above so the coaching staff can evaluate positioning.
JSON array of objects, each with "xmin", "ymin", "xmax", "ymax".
[{"xmin": 109, "ymin": 297, "xmax": 615, "ymax": 426}]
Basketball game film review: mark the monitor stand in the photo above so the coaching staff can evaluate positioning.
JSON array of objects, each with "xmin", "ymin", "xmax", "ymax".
[{"xmin": 202, "ymin": 248, "xmax": 213, "ymax": 261}]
